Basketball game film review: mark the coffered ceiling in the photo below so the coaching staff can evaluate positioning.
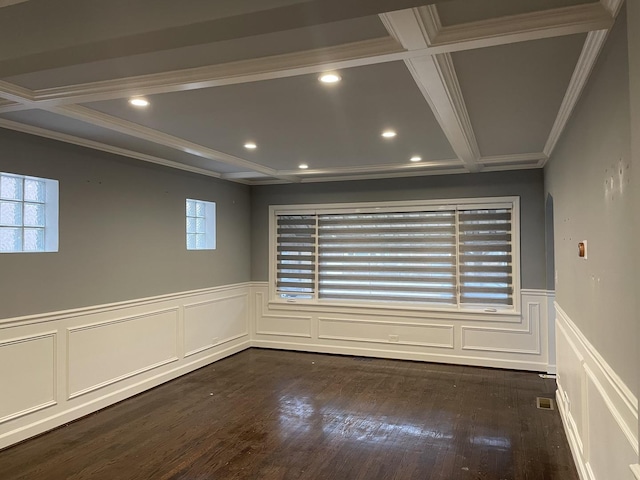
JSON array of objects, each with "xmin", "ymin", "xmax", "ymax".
[{"xmin": 0, "ymin": 0, "xmax": 625, "ymax": 184}]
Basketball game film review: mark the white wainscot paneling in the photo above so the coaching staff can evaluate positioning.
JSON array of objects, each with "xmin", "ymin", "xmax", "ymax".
[
  {"xmin": 67, "ymin": 308, "xmax": 179, "ymax": 399},
  {"xmin": 252, "ymin": 284, "xmax": 552, "ymax": 371},
  {"xmin": 461, "ymin": 302, "xmax": 541, "ymax": 354},
  {"xmin": 318, "ymin": 317, "xmax": 454, "ymax": 348},
  {"xmin": 0, "ymin": 332, "xmax": 57, "ymax": 423},
  {"xmin": 555, "ymin": 303, "xmax": 638, "ymax": 480},
  {"xmin": 255, "ymin": 292, "xmax": 311, "ymax": 338},
  {"xmin": 184, "ymin": 294, "xmax": 249, "ymax": 357}
]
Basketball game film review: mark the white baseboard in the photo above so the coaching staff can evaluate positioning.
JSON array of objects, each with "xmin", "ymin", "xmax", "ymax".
[
  {"xmin": 555, "ymin": 303, "xmax": 638, "ymax": 480},
  {"xmin": 0, "ymin": 283, "xmax": 252, "ymax": 450}
]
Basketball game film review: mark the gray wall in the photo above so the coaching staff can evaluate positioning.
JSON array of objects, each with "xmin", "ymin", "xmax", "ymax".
[
  {"xmin": 0, "ymin": 129, "xmax": 251, "ymax": 319},
  {"xmin": 627, "ymin": 0, "xmax": 640, "ymax": 450},
  {"xmin": 250, "ymin": 169, "xmax": 546, "ymax": 289},
  {"xmin": 544, "ymin": 12, "xmax": 637, "ymax": 393}
]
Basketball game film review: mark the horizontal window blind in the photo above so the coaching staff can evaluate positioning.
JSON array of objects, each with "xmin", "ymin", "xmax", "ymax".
[
  {"xmin": 317, "ymin": 211, "xmax": 457, "ymax": 304},
  {"xmin": 458, "ymin": 208, "xmax": 513, "ymax": 306},
  {"xmin": 276, "ymin": 215, "xmax": 316, "ymax": 299},
  {"xmin": 274, "ymin": 202, "xmax": 515, "ymax": 309}
]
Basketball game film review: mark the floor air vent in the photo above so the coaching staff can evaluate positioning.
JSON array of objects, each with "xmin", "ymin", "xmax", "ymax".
[{"xmin": 537, "ymin": 397, "xmax": 555, "ymax": 410}]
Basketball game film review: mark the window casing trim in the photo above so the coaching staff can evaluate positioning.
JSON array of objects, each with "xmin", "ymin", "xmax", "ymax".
[{"xmin": 269, "ymin": 196, "xmax": 521, "ymax": 315}]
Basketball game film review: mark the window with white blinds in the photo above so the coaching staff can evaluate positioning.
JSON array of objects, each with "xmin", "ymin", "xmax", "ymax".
[{"xmin": 273, "ymin": 198, "xmax": 518, "ymax": 310}]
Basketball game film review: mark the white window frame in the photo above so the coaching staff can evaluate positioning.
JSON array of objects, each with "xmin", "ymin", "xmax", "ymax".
[
  {"xmin": 0, "ymin": 172, "xmax": 59, "ymax": 253},
  {"xmin": 269, "ymin": 196, "xmax": 521, "ymax": 315},
  {"xmin": 186, "ymin": 198, "xmax": 216, "ymax": 251}
]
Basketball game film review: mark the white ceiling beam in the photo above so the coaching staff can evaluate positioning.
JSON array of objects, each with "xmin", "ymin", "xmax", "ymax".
[
  {"xmin": 429, "ymin": 3, "xmax": 613, "ymax": 54},
  {"xmin": 32, "ymin": 38, "xmax": 406, "ymax": 107},
  {"xmin": 275, "ymin": 158, "xmax": 462, "ymax": 177},
  {"xmin": 51, "ymin": 104, "xmax": 299, "ymax": 182},
  {"xmin": 381, "ymin": 8, "xmax": 481, "ymax": 172},
  {"xmin": 5, "ymin": 3, "xmax": 615, "ymax": 109}
]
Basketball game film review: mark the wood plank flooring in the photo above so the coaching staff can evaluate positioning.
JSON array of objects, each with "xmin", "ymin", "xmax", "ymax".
[{"xmin": 0, "ymin": 349, "xmax": 578, "ymax": 479}]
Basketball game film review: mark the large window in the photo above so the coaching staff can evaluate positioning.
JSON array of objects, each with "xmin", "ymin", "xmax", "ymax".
[
  {"xmin": 0, "ymin": 172, "xmax": 59, "ymax": 253},
  {"xmin": 271, "ymin": 197, "xmax": 519, "ymax": 311},
  {"xmin": 186, "ymin": 198, "xmax": 216, "ymax": 250}
]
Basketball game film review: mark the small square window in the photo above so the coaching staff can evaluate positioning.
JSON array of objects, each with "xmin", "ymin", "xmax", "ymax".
[
  {"xmin": 0, "ymin": 172, "xmax": 58, "ymax": 253},
  {"xmin": 186, "ymin": 199, "xmax": 216, "ymax": 250}
]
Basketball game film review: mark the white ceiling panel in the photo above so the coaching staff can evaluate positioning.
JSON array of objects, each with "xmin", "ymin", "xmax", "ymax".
[
  {"xmin": 0, "ymin": 110, "xmax": 246, "ymax": 174},
  {"xmin": 453, "ymin": 33, "xmax": 586, "ymax": 157},
  {"xmin": 81, "ymin": 61, "xmax": 457, "ymax": 171}
]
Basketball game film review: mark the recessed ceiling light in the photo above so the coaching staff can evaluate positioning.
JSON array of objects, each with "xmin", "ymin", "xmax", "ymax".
[
  {"xmin": 129, "ymin": 97, "xmax": 149, "ymax": 107},
  {"xmin": 299, "ymin": 164, "xmax": 309, "ymax": 169},
  {"xmin": 410, "ymin": 156, "xmax": 422, "ymax": 162},
  {"xmin": 381, "ymin": 130, "xmax": 397, "ymax": 138},
  {"xmin": 319, "ymin": 73, "xmax": 341, "ymax": 84},
  {"xmin": 244, "ymin": 142, "xmax": 257, "ymax": 150}
]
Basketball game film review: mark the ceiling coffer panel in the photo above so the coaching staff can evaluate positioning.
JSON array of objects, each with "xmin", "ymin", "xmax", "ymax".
[
  {"xmin": 453, "ymin": 33, "xmax": 586, "ymax": 157},
  {"xmin": 82, "ymin": 61, "xmax": 457, "ymax": 171}
]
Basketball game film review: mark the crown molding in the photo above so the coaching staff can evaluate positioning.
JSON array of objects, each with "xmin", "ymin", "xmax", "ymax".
[
  {"xmin": 480, "ymin": 152, "xmax": 548, "ymax": 166},
  {"xmin": 275, "ymin": 158, "xmax": 462, "ymax": 177},
  {"xmin": 542, "ymin": 29, "xmax": 610, "ymax": 162},
  {"xmin": 0, "ymin": 118, "xmax": 255, "ymax": 184},
  {"xmin": 250, "ymin": 165, "xmax": 470, "ymax": 185},
  {"xmin": 432, "ymin": 2, "xmax": 613, "ymax": 53},
  {"xmin": 0, "ymin": 80, "xmax": 35, "ymax": 105},
  {"xmin": 51, "ymin": 104, "xmax": 297, "ymax": 182}
]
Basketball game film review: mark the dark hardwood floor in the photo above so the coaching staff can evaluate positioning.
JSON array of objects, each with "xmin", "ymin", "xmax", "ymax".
[{"xmin": 0, "ymin": 349, "xmax": 578, "ymax": 480}]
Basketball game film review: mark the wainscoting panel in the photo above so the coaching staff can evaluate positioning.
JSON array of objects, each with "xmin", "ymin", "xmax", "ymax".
[
  {"xmin": 555, "ymin": 303, "xmax": 638, "ymax": 480},
  {"xmin": 318, "ymin": 317, "xmax": 454, "ymax": 349},
  {"xmin": 0, "ymin": 283, "xmax": 251, "ymax": 450},
  {"xmin": 0, "ymin": 332, "xmax": 56, "ymax": 424},
  {"xmin": 252, "ymin": 284, "xmax": 554, "ymax": 372},
  {"xmin": 67, "ymin": 308, "xmax": 179, "ymax": 399},
  {"xmin": 184, "ymin": 294, "xmax": 249, "ymax": 357}
]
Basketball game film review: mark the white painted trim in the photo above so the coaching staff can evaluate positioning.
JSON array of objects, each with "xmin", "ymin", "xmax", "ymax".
[
  {"xmin": 461, "ymin": 302, "xmax": 541, "ymax": 354},
  {"xmin": 0, "ymin": 331, "xmax": 58, "ymax": 424},
  {"xmin": 555, "ymin": 302, "xmax": 638, "ymax": 480},
  {"xmin": 251, "ymin": 339, "xmax": 549, "ymax": 372},
  {"xmin": 0, "ymin": 118, "xmax": 254, "ymax": 184},
  {"xmin": 0, "ymin": 282, "xmax": 252, "ymax": 449},
  {"xmin": 0, "ymin": 281, "xmax": 254, "ymax": 328},
  {"xmin": 253, "ymin": 284, "xmax": 551, "ymax": 372},
  {"xmin": 317, "ymin": 316, "xmax": 455, "ymax": 349},
  {"xmin": 543, "ymin": 29, "xmax": 612, "ymax": 161},
  {"xmin": 556, "ymin": 303, "xmax": 638, "ymax": 416},
  {"xmin": 432, "ymin": 3, "xmax": 613, "ymax": 53},
  {"xmin": 480, "ymin": 152, "xmax": 548, "ymax": 166}
]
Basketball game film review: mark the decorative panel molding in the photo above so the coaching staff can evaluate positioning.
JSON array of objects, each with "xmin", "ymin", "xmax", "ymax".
[
  {"xmin": 255, "ymin": 292, "xmax": 312, "ymax": 338},
  {"xmin": 0, "ymin": 332, "xmax": 57, "ymax": 424},
  {"xmin": 67, "ymin": 308, "xmax": 180, "ymax": 399},
  {"xmin": 318, "ymin": 316, "xmax": 454, "ymax": 349},
  {"xmin": 251, "ymin": 283, "xmax": 552, "ymax": 372},
  {"xmin": 461, "ymin": 302, "xmax": 541, "ymax": 354},
  {"xmin": 0, "ymin": 283, "xmax": 252, "ymax": 450},
  {"xmin": 184, "ymin": 294, "xmax": 249, "ymax": 357},
  {"xmin": 555, "ymin": 303, "xmax": 638, "ymax": 480}
]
